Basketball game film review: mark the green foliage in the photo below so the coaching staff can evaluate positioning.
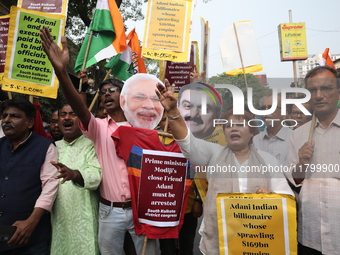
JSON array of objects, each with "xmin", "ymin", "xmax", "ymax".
[
  {"xmin": 144, "ymin": 58, "xmax": 159, "ymax": 77},
  {"xmin": 208, "ymin": 73, "xmax": 271, "ymax": 112}
]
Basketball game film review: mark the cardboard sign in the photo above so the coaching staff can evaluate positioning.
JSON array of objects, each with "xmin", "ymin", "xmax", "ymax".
[
  {"xmin": 0, "ymin": 15, "xmax": 9, "ymax": 77},
  {"xmin": 216, "ymin": 193, "xmax": 297, "ymax": 255},
  {"xmin": 3, "ymin": 6, "xmax": 65, "ymax": 98},
  {"xmin": 18, "ymin": 0, "xmax": 69, "ymax": 16},
  {"xmin": 142, "ymin": 0, "xmax": 192, "ymax": 62},
  {"xmin": 138, "ymin": 149, "xmax": 188, "ymax": 227},
  {"xmin": 278, "ymin": 23, "xmax": 308, "ymax": 61}
]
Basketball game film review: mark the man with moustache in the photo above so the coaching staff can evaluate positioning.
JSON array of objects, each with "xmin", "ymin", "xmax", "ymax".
[
  {"xmin": 40, "ymin": 27, "xmax": 156, "ymax": 255},
  {"xmin": 178, "ymin": 82, "xmax": 223, "ymax": 140},
  {"xmin": 287, "ymin": 66, "xmax": 340, "ymax": 255},
  {"xmin": 0, "ymin": 98, "xmax": 58, "ymax": 254},
  {"xmin": 253, "ymin": 93, "xmax": 293, "ymax": 165},
  {"xmin": 49, "ymin": 110, "xmax": 63, "ymax": 141},
  {"xmin": 50, "ymin": 104, "xmax": 101, "ymax": 255},
  {"xmin": 120, "ymin": 73, "xmax": 164, "ymax": 129}
]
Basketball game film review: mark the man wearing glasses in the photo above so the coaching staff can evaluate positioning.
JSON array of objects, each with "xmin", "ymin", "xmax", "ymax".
[
  {"xmin": 39, "ymin": 27, "xmax": 156, "ymax": 255},
  {"xmin": 253, "ymin": 93, "xmax": 293, "ymax": 165},
  {"xmin": 287, "ymin": 65, "xmax": 340, "ymax": 255}
]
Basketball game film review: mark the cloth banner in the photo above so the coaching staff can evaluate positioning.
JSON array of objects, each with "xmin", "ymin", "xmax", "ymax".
[
  {"xmin": 216, "ymin": 193, "xmax": 297, "ymax": 255},
  {"xmin": 3, "ymin": 6, "xmax": 65, "ymax": 98}
]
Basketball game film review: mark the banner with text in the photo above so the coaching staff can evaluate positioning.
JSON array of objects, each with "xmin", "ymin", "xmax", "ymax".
[
  {"xmin": 3, "ymin": 6, "xmax": 65, "ymax": 98},
  {"xmin": 18, "ymin": 0, "xmax": 69, "ymax": 16},
  {"xmin": 0, "ymin": 15, "xmax": 9, "ymax": 85},
  {"xmin": 138, "ymin": 149, "xmax": 188, "ymax": 227},
  {"xmin": 160, "ymin": 42, "xmax": 198, "ymax": 94},
  {"xmin": 142, "ymin": 0, "xmax": 192, "ymax": 62},
  {"xmin": 278, "ymin": 23, "xmax": 308, "ymax": 61},
  {"xmin": 217, "ymin": 193, "xmax": 297, "ymax": 255}
]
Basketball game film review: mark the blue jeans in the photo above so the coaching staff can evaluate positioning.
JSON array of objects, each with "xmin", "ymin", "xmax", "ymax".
[
  {"xmin": 98, "ymin": 203, "xmax": 156, "ymax": 255},
  {"xmin": 1, "ymin": 240, "xmax": 49, "ymax": 255}
]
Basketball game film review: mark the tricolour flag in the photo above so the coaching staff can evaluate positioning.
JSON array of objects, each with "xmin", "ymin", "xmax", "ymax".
[
  {"xmin": 105, "ymin": 28, "xmax": 146, "ymax": 81},
  {"xmin": 321, "ymin": 48, "xmax": 335, "ymax": 69},
  {"xmin": 74, "ymin": 0, "xmax": 126, "ymax": 73},
  {"xmin": 219, "ymin": 21, "xmax": 263, "ymax": 76}
]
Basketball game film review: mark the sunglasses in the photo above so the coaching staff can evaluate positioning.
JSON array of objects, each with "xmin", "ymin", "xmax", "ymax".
[{"xmin": 99, "ymin": 87, "xmax": 118, "ymax": 95}]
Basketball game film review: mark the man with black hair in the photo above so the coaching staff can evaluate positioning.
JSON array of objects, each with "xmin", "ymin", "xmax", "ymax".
[
  {"xmin": 0, "ymin": 98, "xmax": 58, "ymax": 254},
  {"xmin": 253, "ymin": 93, "xmax": 293, "ymax": 165},
  {"xmin": 178, "ymin": 82, "xmax": 223, "ymax": 140},
  {"xmin": 40, "ymin": 27, "xmax": 155, "ymax": 255},
  {"xmin": 287, "ymin": 65, "xmax": 340, "ymax": 255}
]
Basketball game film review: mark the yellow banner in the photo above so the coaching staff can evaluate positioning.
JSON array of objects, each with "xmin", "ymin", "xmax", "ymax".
[
  {"xmin": 17, "ymin": 0, "xmax": 69, "ymax": 16},
  {"xmin": 278, "ymin": 23, "xmax": 308, "ymax": 61},
  {"xmin": 217, "ymin": 193, "xmax": 297, "ymax": 255},
  {"xmin": 142, "ymin": 0, "xmax": 192, "ymax": 62},
  {"xmin": 3, "ymin": 6, "xmax": 65, "ymax": 98}
]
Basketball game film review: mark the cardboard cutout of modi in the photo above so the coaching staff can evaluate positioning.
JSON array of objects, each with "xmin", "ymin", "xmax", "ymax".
[{"xmin": 120, "ymin": 73, "xmax": 164, "ymax": 129}]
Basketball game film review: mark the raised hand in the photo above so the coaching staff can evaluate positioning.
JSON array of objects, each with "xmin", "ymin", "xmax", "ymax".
[
  {"xmin": 40, "ymin": 26, "xmax": 69, "ymax": 74},
  {"xmin": 156, "ymin": 81, "xmax": 178, "ymax": 113}
]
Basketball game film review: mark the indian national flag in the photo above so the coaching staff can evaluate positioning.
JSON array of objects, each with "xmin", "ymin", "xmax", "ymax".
[
  {"xmin": 105, "ymin": 28, "xmax": 146, "ymax": 81},
  {"xmin": 74, "ymin": 0, "xmax": 126, "ymax": 73}
]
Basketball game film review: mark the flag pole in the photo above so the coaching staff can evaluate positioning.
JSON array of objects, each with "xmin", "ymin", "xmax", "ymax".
[
  {"xmin": 141, "ymin": 235, "xmax": 148, "ymax": 255},
  {"xmin": 289, "ymin": 10, "xmax": 298, "ymax": 96},
  {"xmin": 88, "ymin": 68, "xmax": 112, "ymax": 112},
  {"xmin": 233, "ymin": 22, "xmax": 249, "ymax": 90},
  {"xmin": 308, "ymin": 113, "xmax": 316, "ymax": 142},
  {"xmin": 202, "ymin": 21, "xmax": 209, "ymax": 83},
  {"xmin": 79, "ymin": 30, "xmax": 94, "ymax": 93},
  {"xmin": 161, "ymin": 85, "xmax": 175, "ymax": 143}
]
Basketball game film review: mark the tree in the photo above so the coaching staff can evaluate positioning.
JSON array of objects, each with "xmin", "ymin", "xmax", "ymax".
[{"xmin": 208, "ymin": 73, "xmax": 271, "ymax": 112}]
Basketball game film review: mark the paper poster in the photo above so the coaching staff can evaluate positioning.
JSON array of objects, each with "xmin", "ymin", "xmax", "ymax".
[
  {"xmin": 0, "ymin": 15, "xmax": 9, "ymax": 85},
  {"xmin": 278, "ymin": 23, "xmax": 308, "ymax": 61},
  {"xmin": 138, "ymin": 149, "xmax": 188, "ymax": 227},
  {"xmin": 160, "ymin": 42, "xmax": 198, "ymax": 94},
  {"xmin": 216, "ymin": 193, "xmax": 297, "ymax": 255},
  {"xmin": 142, "ymin": 0, "xmax": 192, "ymax": 62},
  {"xmin": 3, "ymin": 6, "xmax": 65, "ymax": 98},
  {"xmin": 17, "ymin": 0, "xmax": 69, "ymax": 16}
]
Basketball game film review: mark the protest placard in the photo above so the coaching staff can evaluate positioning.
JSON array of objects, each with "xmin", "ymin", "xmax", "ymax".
[
  {"xmin": 0, "ymin": 15, "xmax": 9, "ymax": 85},
  {"xmin": 17, "ymin": 0, "xmax": 69, "ymax": 16},
  {"xmin": 3, "ymin": 6, "xmax": 65, "ymax": 98},
  {"xmin": 142, "ymin": 0, "xmax": 192, "ymax": 62},
  {"xmin": 138, "ymin": 149, "xmax": 188, "ymax": 227},
  {"xmin": 217, "ymin": 193, "xmax": 297, "ymax": 255}
]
